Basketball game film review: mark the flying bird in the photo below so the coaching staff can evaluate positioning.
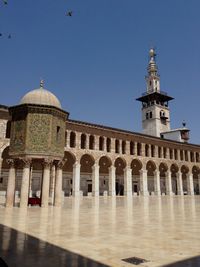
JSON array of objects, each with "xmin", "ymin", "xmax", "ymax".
[
  {"xmin": 8, "ymin": 34, "xmax": 11, "ymax": 39},
  {"xmin": 2, "ymin": 0, "xmax": 8, "ymax": 5},
  {"xmin": 66, "ymin": 11, "xmax": 73, "ymax": 17}
]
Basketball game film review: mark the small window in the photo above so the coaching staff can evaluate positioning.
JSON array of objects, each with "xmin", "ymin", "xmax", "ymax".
[
  {"xmin": 150, "ymin": 112, "xmax": 152, "ymax": 118},
  {"xmin": 56, "ymin": 126, "xmax": 61, "ymax": 141},
  {"xmin": 0, "ymin": 177, "xmax": 3, "ymax": 183},
  {"xmin": 146, "ymin": 113, "xmax": 149, "ymax": 120}
]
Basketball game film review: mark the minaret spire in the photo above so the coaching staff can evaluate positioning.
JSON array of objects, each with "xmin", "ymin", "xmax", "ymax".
[
  {"xmin": 146, "ymin": 48, "xmax": 160, "ymax": 94},
  {"xmin": 40, "ymin": 79, "xmax": 44, "ymax": 89}
]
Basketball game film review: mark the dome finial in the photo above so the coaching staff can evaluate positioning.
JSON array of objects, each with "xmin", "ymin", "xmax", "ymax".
[{"xmin": 40, "ymin": 79, "xmax": 44, "ymax": 89}]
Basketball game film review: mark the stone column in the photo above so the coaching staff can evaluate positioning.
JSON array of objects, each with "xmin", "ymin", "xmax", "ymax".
[
  {"xmin": 177, "ymin": 171, "xmax": 183, "ymax": 195},
  {"xmin": 72, "ymin": 162, "xmax": 80, "ymax": 197},
  {"xmin": 20, "ymin": 159, "xmax": 31, "ymax": 208},
  {"xmin": 186, "ymin": 173, "xmax": 194, "ymax": 195},
  {"xmin": 108, "ymin": 165, "xmax": 116, "ymax": 196},
  {"xmin": 133, "ymin": 142, "xmax": 137, "ymax": 155},
  {"xmin": 139, "ymin": 169, "xmax": 149, "ymax": 196},
  {"xmin": 119, "ymin": 140, "xmax": 122, "ymax": 154},
  {"xmin": 165, "ymin": 171, "xmax": 173, "ymax": 196},
  {"xmin": 141, "ymin": 143, "xmax": 145, "ymax": 157},
  {"xmin": 124, "ymin": 167, "xmax": 132, "ymax": 196},
  {"xmin": 29, "ymin": 166, "xmax": 33, "ymax": 197},
  {"xmin": 154, "ymin": 170, "xmax": 161, "ymax": 196},
  {"xmin": 86, "ymin": 134, "xmax": 89, "ymax": 150},
  {"xmin": 66, "ymin": 130, "xmax": 70, "ymax": 148},
  {"xmin": 54, "ymin": 161, "xmax": 64, "ymax": 207},
  {"xmin": 49, "ymin": 164, "xmax": 56, "ymax": 201},
  {"xmin": 41, "ymin": 159, "xmax": 51, "ymax": 207},
  {"xmin": 5, "ymin": 159, "xmax": 16, "ymax": 207},
  {"xmin": 166, "ymin": 148, "xmax": 170, "ymax": 159},
  {"xmin": 111, "ymin": 138, "xmax": 115, "ymax": 153},
  {"xmin": 95, "ymin": 136, "xmax": 99, "ymax": 151},
  {"xmin": 92, "ymin": 163, "xmax": 99, "ymax": 196}
]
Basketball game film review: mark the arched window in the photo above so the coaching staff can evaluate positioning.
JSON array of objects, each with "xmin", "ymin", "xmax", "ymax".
[
  {"xmin": 190, "ymin": 152, "xmax": 194, "ymax": 162},
  {"xmin": 99, "ymin": 136, "xmax": 104, "ymax": 151},
  {"xmin": 151, "ymin": 145, "xmax": 155, "ymax": 157},
  {"xmin": 145, "ymin": 144, "xmax": 149, "ymax": 157},
  {"xmin": 196, "ymin": 152, "xmax": 199, "ymax": 163},
  {"xmin": 115, "ymin": 140, "xmax": 120, "ymax": 153},
  {"xmin": 122, "ymin": 141, "xmax": 126, "ymax": 154},
  {"xmin": 174, "ymin": 149, "xmax": 178, "ymax": 160},
  {"xmin": 163, "ymin": 147, "xmax": 167, "ymax": 158},
  {"xmin": 180, "ymin": 150, "xmax": 183, "ymax": 161},
  {"xmin": 137, "ymin": 143, "xmax": 141, "ymax": 156},
  {"xmin": 70, "ymin": 132, "xmax": 76, "ymax": 148},
  {"xmin": 170, "ymin": 149, "xmax": 173, "ymax": 159},
  {"xmin": 130, "ymin": 141, "xmax": 134, "ymax": 155},
  {"xmin": 89, "ymin": 135, "xmax": 95, "ymax": 150},
  {"xmin": 81, "ymin": 134, "xmax": 86, "ymax": 149},
  {"xmin": 6, "ymin": 121, "xmax": 11, "ymax": 138},
  {"xmin": 106, "ymin": 138, "xmax": 111, "ymax": 152},
  {"xmin": 185, "ymin": 151, "xmax": 188, "ymax": 161},
  {"xmin": 158, "ymin": 147, "xmax": 162, "ymax": 158}
]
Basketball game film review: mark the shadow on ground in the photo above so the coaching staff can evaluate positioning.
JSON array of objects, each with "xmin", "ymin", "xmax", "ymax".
[
  {"xmin": 163, "ymin": 256, "xmax": 200, "ymax": 267},
  {"xmin": 0, "ymin": 224, "xmax": 109, "ymax": 267}
]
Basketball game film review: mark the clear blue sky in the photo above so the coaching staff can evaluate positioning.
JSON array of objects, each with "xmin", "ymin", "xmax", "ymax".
[{"xmin": 0, "ymin": 0, "xmax": 200, "ymax": 144}]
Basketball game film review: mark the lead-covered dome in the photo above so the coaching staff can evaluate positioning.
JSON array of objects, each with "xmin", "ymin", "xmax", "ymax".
[{"xmin": 20, "ymin": 81, "xmax": 61, "ymax": 109}]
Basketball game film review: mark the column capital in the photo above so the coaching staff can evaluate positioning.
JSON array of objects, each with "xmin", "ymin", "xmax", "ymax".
[
  {"xmin": 6, "ymin": 159, "xmax": 16, "ymax": 168},
  {"xmin": 154, "ymin": 170, "xmax": 160, "ymax": 175},
  {"xmin": 109, "ymin": 165, "xmax": 116, "ymax": 171},
  {"xmin": 92, "ymin": 163, "xmax": 99, "ymax": 170},
  {"xmin": 140, "ymin": 169, "xmax": 147, "ymax": 174},
  {"xmin": 20, "ymin": 158, "xmax": 32, "ymax": 168},
  {"xmin": 43, "ymin": 158, "xmax": 52, "ymax": 168},
  {"xmin": 73, "ymin": 161, "xmax": 81, "ymax": 168},
  {"xmin": 57, "ymin": 159, "xmax": 66, "ymax": 170}
]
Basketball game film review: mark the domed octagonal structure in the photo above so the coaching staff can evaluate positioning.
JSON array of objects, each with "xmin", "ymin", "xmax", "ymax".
[{"xmin": 9, "ymin": 82, "xmax": 69, "ymax": 159}]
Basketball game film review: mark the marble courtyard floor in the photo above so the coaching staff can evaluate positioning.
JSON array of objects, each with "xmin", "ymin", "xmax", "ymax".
[{"xmin": 0, "ymin": 196, "xmax": 200, "ymax": 267}]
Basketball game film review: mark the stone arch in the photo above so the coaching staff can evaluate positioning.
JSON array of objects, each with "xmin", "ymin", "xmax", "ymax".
[
  {"xmin": 146, "ymin": 160, "xmax": 156, "ymax": 194},
  {"xmin": 192, "ymin": 166, "xmax": 200, "ymax": 195},
  {"xmin": 114, "ymin": 157, "xmax": 127, "ymax": 195},
  {"xmin": 131, "ymin": 159, "xmax": 143, "ymax": 195},
  {"xmin": 99, "ymin": 156, "xmax": 112, "ymax": 195},
  {"xmin": 151, "ymin": 145, "xmax": 155, "ymax": 157},
  {"xmin": 80, "ymin": 154, "xmax": 95, "ymax": 196},
  {"xmin": 137, "ymin": 143, "xmax": 142, "ymax": 156},
  {"xmin": 130, "ymin": 141, "xmax": 134, "ymax": 155}
]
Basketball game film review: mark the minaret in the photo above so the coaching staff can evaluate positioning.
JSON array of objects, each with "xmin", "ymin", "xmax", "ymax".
[{"xmin": 136, "ymin": 48, "xmax": 174, "ymax": 137}]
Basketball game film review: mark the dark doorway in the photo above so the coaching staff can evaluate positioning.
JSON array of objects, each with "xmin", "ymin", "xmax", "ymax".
[{"xmin": 88, "ymin": 184, "xmax": 92, "ymax": 193}]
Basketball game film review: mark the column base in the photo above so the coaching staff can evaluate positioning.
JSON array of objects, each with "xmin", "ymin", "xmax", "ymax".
[
  {"xmin": 140, "ymin": 191, "xmax": 149, "ymax": 196},
  {"xmin": 187, "ymin": 191, "xmax": 194, "ymax": 196},
  {"xmin": 166, "ymin": 191, "xmax": 174, "ymax": 196},
  {"xmin": 72, "ymin": 191, "xmax": 80, "ymax": 197},
  {"xmin": 124, "ymin": 191, "xmax": 132, "ymax": 197},
  {"xmin": 92, "ymin": 191, "xmax": 99, "ymax": 197},
  {"xmin": 177, "ymin": 190, "xmax": 184, "ymax": 196},
  {"xmin": 154, "ymin": 191, "xmax": 161, "ymax": 196},
  {"xmin": 108, "ymin": 191, "xmax": 116, "ymax": 197}
]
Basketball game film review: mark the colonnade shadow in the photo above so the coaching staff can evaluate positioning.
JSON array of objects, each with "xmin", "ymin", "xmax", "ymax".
[
  {"xmin": 0, "ymin": 224, "xmax": 109, "ymax": 267},
  {"xmin": 163, "ymin": 256, "xmax": 200, "ymax": 267}
]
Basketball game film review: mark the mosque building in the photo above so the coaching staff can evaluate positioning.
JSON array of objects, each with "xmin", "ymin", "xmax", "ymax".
[{"xmin": 0, "ymin": 49, "xmax": 199, "ymax": 208}]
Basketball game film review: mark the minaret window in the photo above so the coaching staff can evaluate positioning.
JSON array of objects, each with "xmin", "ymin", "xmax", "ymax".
[
  {"xmin": 150, "ymin": 112, "xmax": 152, "ymax": 118},
  {"xmin": 146, "ymin": 113, "xmax": 149, "ymax": 120}
]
